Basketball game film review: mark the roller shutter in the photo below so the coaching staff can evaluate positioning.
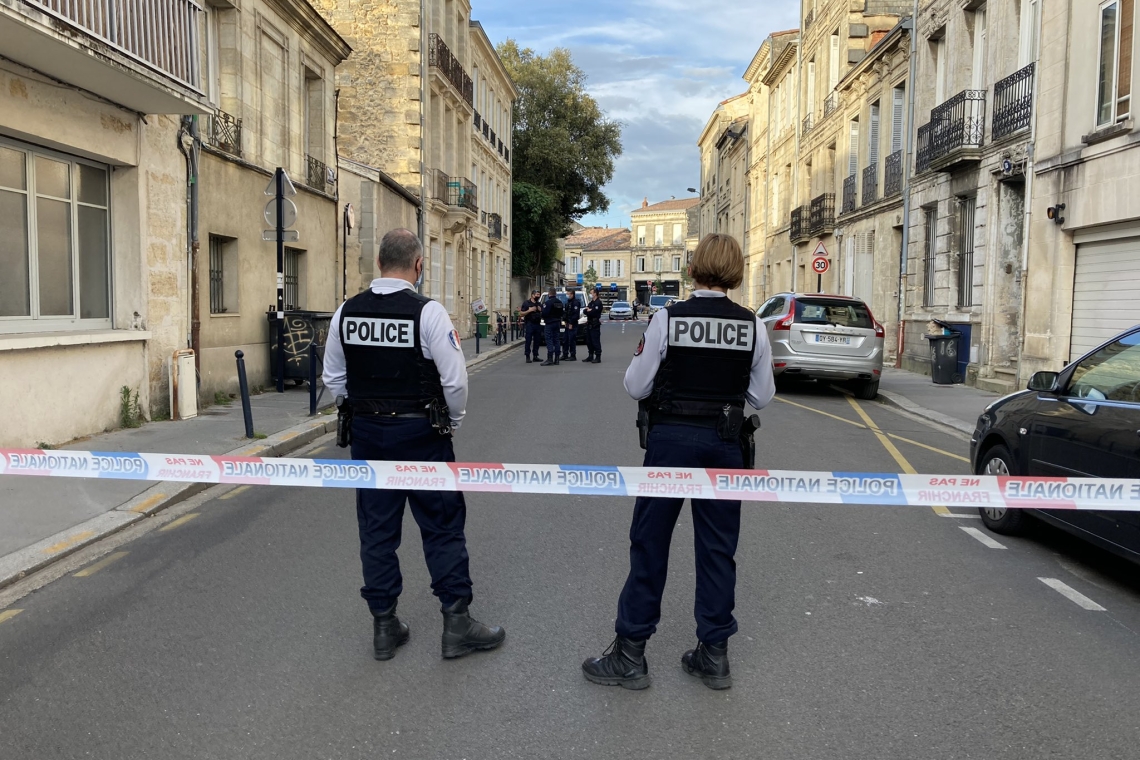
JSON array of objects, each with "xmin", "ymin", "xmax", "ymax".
[{"xmin": 1072, "ymin": 236, "xmax": 1140, "ymax": 360}]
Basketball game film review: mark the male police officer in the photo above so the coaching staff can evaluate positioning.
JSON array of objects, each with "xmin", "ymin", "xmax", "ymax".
[
  {"xmin": 540, "ymin": 286, "xmax": 564, "ymax": 366},
  {"xmin": 582, "ymin": 233, "xmax": 774, "ymax": 691},
  {"xmin": 323, "ymin": 228, "xmax": 505, "ymax": 662},
  {"xmin": 584, "ymin": 289, "xmax": 603, "ymax": 363},
  {"xmin": 520, "ymin": 290, "xmax": 543, "ymax": 363},
  {"xmin": 561, "ymin": 287, "xmax": 581, "ymax": 361}
]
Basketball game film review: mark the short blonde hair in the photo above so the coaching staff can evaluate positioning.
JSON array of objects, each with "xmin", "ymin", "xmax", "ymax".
[{"xmin": 689, "ymin": 233, "xmax": 744, "ymax": 290}]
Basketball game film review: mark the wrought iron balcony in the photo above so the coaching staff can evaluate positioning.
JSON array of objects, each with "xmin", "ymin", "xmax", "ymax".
[
  {"xmin": 449, "ymin": 177, "xmax": 478, "ymax": 213},
  {"xmin": 488, "ymin": 128, "xmax": 496, "ymax": 147},
  {"xmin": 428, "ymin": 33, "xmax": 473, "ymax": 107},
  {"xmin": 992, "ymin": 63, "xmax": 1034, "ymax": 140},
  {"xmin": 474, "ymin": 111, "xmax": 482, "ymax": 130},
  {"xmin": 808, "ymin": 193, "xmax": 835, "ymax": 236},
  {"xmin": 924, "ymin": 89, "xmax": 987, "ymax": 172},
  {"xmin": 483, "ymin": 121, "xmax": 490, "ymax": 140},
  {"xmin": 487, "ymin": 213, "xmax": 502, "ymax": 242},
  {"xmin": 505, "ymin": 148, "xmax": 510, "ymax": 163},
  {"xmin": 884, "ymin": 150, "xmax": 903, "ymax": 197},
  {"xmin": 433, "ymin": 169, "xmax": 450, "ymax": 204},
  {"xmin": 862, "ymin": 164, "xmax": 878, "ymax": 207},
  {"xmin": 790, "ymin": 206, "xmax": 807, "ymax": 243},
  {"xmin": 916, "ymin": 122, "xmax": 933, "ymax": 173},
  {"xmin": 841, "ymin": 175, "xmax": 857, "ymax": 215},
  {"xmin": 206, "ymin": 111, "xmax": 241, "ymax": 157},
  {"xmin": 824, "ymin": 92, "xmax": 839, "ymax": 118},
  {"xmin": 802, "ymin": 113, "xmax": 814, "ymax": 137},
  {"xmin": 306, "ymin": 155, "xmax": 330, "ymax": 190}
]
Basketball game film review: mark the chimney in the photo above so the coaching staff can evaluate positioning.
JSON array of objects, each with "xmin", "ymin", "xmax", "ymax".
[{"xmin": 641, "ymin": 197, "xmax": 648, "ymax": 209}]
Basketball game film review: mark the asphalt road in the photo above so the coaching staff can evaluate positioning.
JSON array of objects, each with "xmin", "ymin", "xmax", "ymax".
[{"xmin": 2, "ymin": 322, "xmax": 1140, "ymax": 759}]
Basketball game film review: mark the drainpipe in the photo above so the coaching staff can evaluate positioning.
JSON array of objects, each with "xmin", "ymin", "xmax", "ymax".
[
  {"xmin": 896, "ymin": 10, "xmax": 918, "ymax": 368},
  {"xmin": 417, "ymin": 0, "xmax": 428, "ymax": 292},
  {"xmin": 793, "ymin": 19, "xmax": 803, "ymax": 293},
  {"xmin": 178, "ymin": 116, "xmax": 201, "ymax": 380},
  {"xmin": 334, "ymin": 87, "xmax": 342, "ymax": 304}
]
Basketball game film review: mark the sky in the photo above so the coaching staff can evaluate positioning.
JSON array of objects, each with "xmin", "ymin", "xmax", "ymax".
[{"xmin": 473, "ymin": 0, "xmax": 800, "ymax": 230}]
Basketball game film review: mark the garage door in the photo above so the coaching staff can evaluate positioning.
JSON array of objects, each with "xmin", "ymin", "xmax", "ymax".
[{"xmin": 1072, "ymin": 237, "xmax": 1140, "ymax": 360}]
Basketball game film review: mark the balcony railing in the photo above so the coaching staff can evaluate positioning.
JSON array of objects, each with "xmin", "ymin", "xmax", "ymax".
[
  {"xmin": 790, "ymin": 206, "xmax": 806, "ymax": 242},
  {"xmin": 884, "ymin": 150, "xmax": 903, "ymax": 197},
  {"xmin": 428, "ymin": 33, "xmax": 473, "ymax": 107},
  {"xmin": 916, "ymin": 122, "xmax": 933, "ymax": 173},
  {"xmin": 487, "ymin": 213, "xmax": 502, "ymax": 241},
  {"xmin": 802, "ymin": 113, "xmax": 814, "ymax": 137},
  {"xmin": 433, "ymin": 169, "xmax": 450, "ymax": 204},
  {"xmin": 992, "ymin": 63, "xmax": 1035, "ymax": 140},
  {"xmin": 29, "ymin": 0, "xmax": 202, "ymax": 90},
  {"xmin": 206, "ymin": 110, "xmax": 241, "ymax": 157},
  {"xmin": 306, "ymin": 155, "xmax": 330, "ymax": 190},
  {"xmin": 824, "ymin": 92, "xmax": 839, "ymax": 117},
  {"xmin": 862, "ymin": 163, "xmax": 878, "ymax": 207},
  {"xmin": 841, "ymin": 175, "xmax": 857, "ymax": 214},
  {"xmin": 483, "ymin": 121, "xmax": 489, "ymax": 140},
  {"xmin": 449, "ymin": 177, "xmax": 478, "ymax": 213},
  {"xmin": 923, "ymin": 89, "xmax": 987, "ymax": 170},
  {"xmin": 474, "ymin": 111, "xmax": 482, "ymax": 130},
  {"xmin": 505, "ymin": 148, "xmax": 510, "ymax": 163},
  {"xmin": 808, "ymin": 193, "xmax": 835, "ymax": 235}
]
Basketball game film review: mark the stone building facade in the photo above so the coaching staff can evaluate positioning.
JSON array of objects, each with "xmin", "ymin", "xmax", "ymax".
[
  {"xmin": 629, "ymin": 198, "xmax": 701, "ymax": 304},
  {"xmin": 563, "ymin": 228, "xmax": 634, "ymax": 304},
  {"xmin": 697, "ymin": 95, "xmax": 751, "ymax": 303},
  {"xmin": 757, "ymin": 31, "xmax": 802, "ymax": 297}
]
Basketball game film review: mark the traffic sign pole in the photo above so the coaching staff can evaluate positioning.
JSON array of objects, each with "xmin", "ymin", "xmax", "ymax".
[{"xmin": 275, "ymin": 168, "xmax": 285, "ymax": 393}]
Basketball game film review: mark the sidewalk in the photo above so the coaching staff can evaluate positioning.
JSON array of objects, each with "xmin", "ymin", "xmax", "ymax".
[
  {"xmin": 876, "ymin": 367, "xmax": 1002, "ymax": 436},
  {"xmin": 0, "ymin": 337, "xmax": 521, "ymax": 589}
]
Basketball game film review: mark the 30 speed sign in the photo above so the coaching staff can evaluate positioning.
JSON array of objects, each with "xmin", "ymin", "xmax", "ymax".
[{"xmin": 812, "ymin": 256, "xmax": 830, "ymax": 275}]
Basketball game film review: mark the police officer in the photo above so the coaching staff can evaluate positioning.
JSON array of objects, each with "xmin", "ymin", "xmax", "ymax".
[
  {"xmin": 582, "ymin": 233, "xmax": 775, "ymax": 691},
  {"xmin": 540, "ymin": 286, "xmax": 564, "ymax": 366},
  {"xmin": 520, "ymin": 289, "xmax": 543, "ymax": 363},
  {"xmin": 323, "ymin": 228, "xmax": 505, "ymax": 662},
  {"xmin": 561, "ymin": 287, "xmax": 581, "ymax": 361},
  {"xmin": 584, "ymin": 288, "xmax": 603, "ymax": 363}
]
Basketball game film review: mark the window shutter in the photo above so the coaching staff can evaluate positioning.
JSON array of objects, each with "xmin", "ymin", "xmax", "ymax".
[
  {"xmin": 891, "ymin": 87, "xmax": 905, "ymax": 153},
  {"xmin": 829, "ymin": 33, "xmax": 840, "ymax": 90},
  {"xmin": 869, "ymin": 102, "xmax": 880, "ymax": 166},
  {"xmin": 848, "ymin": 120, "xmax": 860, "ymax": 177},
  {"xmin": 807, "ymin": 61, "xmax": 816, "ymax": 115}
]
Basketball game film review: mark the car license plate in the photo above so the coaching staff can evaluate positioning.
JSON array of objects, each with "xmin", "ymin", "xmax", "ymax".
[{"xmin": 814, "ymin": 334, "xmax": 850, "ymax": 345}]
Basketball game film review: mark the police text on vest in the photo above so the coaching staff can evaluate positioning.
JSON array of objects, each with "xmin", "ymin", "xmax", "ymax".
[
  {"xmin": 343, "ymin": 317, "xmax": 415, "ymax": 347},
  {"xmin": 669, "ymin": 317, "xmax": 753, "ymax": 351}
]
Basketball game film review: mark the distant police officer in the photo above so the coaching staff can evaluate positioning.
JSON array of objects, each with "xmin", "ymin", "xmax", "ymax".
[
  {"xmin": 323, "ymin": 228, "xmax": 505, "ymax": 662},
  {"xmin": 584, "ymin": 289, "xmax": 603, "ymax": 363},
  {"xmin": 562, "ymin": 287, "xmax": 581, "ymax": 361},
  {"xmin": 540, "ymin": 286, "xmax": 564, "ymax": 366},
  {"xmin": 520, "ymin": 290, "xmax": 543, "ymax": 363},
  {"xmin": 582, "ymin": 233, "xmax": 775, "ymax": 691}
]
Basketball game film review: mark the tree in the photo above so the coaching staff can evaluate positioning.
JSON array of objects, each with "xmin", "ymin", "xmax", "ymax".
[
  {"xmin": 583, "ymin": 264, "xmax": 598, "ymax": 292},
  {"xmin": 498, "ymin": 40, "xmax": 623, "ymax": 279}
]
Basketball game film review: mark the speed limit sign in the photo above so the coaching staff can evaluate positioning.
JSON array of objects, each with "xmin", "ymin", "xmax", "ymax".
[{"xmin": 812, "ymin": 256, "xmax": 830, "ymax": 274}]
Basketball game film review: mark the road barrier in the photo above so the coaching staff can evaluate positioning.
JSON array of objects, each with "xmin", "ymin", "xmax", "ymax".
[{"xmin": 2, "ymin": 449, "xmax": 1139, "ymax": 512}]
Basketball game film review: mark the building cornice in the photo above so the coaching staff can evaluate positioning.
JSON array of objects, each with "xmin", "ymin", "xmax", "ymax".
[
  {"xmin": 838, "ymin": 20, "xmax": 910, "ymax": 92},
  {"xmin": 743, "ymin": 39, "xmax": 771, "ymax": 84},
  {"xmin": 761, "ymin": 41, "xmax": 797, "ymax": 87},
  {"xmin": 264, "ymin": 0, "xmax": 351, "ymax": 64}
]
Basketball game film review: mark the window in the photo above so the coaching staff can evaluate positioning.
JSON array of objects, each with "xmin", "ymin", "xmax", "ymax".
[
  {"xmin": 848, "ymin": 119, "xmax": 860, "ymax": 177},
  {"xmin": 603, "ymin": 259, "xmax": 612, "ymax": 277},
  {"xmin": 304, "ymin": 66, "xmax": 325, "ymax": 162},
  {"xmin": 794, "ymin": 297, "xmax": 874, "ymax": 329},
  {"xmin": 637, "ymin": 256, "xmax": 645, "ymax": 272},
  {"xmin": 868, "ymin": 101, "xmax": 880, "ymax": 167},
  {"xmin": 891, "ymin": 85, "xmax": 906, "ymax": 153},
  {"xmin": 654, "ymin": 255, "xmax": 663, "ymax": 272},
  {"xmin": 654, "ymin": 225, "xmax": 664, "ymax": 246},
  {"xmin": 923, "ymin": 207, "xmax": 937, "ymax": 307},
  {"xmin": 430, "ymin": 240, "xmax": 441, "ymax": 298},
  {"xmin": 479, "ymin": 251, "xmax": 486, "ymax": 298},
  {"xmin": 616, "ymin": 260, "xmax": 624, "ymax": 277},
  {"xmin": 1067, "ymin": 331, "xmax": 1140, "ymax": 401},
  {"xmin": 758, "ymin": 296, "xmax": 786, "ymax": 319},
  {"xmin": 672, "ymin": 255, "xmax": 681, "ymax": 272},
  {"xmin": 445, "ymin": 243, "xmax": 455, "ymax": 312},
  {"xmin": 1097, "ymin": 0, "xmax": 1133, "ymax": 128},
  {"xmin": 807, "ymin": 58, "xmax": 816, "ymax": 116},
  {"xmin": 0, "ymin": 141, "xmax": 111, "ymax": 331},
  {"xmin": 1018, "ymin": 0, "xmax": 1040, "ymax": 67},
  {"xmin": 971, "ymin": 6, "xmax": 988, "ymax": 91},
  {"xmin": 208, "ymin": 235, "xmax": 239, "ymax": 314},
  {"xmin": 672, "ymin": 223, "xmax": 683, "ymax": 245},
  {"xmin": 570, "ymin": 256, "xmax": 580, "ymax": 274},
  {"xmin": 637, "ymin": 225, "xmax": 646, "ymax": 246},
  {"xmin": 957, "ymin": 197, "xmax": 976, "ymax": 307},
  {"xmin": 283, "ymin": 247, "xmax": 302, "ymax": 309},
  {"xmin": 829, "ymin": 32, "xmax": 841, "ymax": 90}
]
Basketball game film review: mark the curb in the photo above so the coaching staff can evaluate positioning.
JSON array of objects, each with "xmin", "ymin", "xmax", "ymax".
[
  {"xmin": 0, "ymin": 341, "xmax": 522, "ymax": 591},
  {"xmin": 875, "ymin": 389, "xmax": 977, "ymax": 437}
]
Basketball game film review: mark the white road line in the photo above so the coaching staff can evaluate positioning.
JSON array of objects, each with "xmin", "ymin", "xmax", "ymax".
[
  {"xmin": 1038, "ymin": 578, "xmax": 1107, "ymax": 611},
  {"xmin": 959, "ymin": 526, "xmax": 1007, "ymax": 549},
  {"xmin": 939, "ymin": 512, "xmax": 983, "ymax": 519}
]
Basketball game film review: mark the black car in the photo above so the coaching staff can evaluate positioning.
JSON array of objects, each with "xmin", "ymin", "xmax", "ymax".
[{"xmin": 971, "ymin": 327, "xmax": 1140, "ymax": 563}]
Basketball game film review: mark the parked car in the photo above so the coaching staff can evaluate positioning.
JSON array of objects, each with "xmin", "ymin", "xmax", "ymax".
[
  {"xmin": 756, "ymin": 293, "xmax": 884, "ymax": 399},
  {"xmin": 539, "ymin": 290, "xmax": 588, "ymax": 344},
  {"xmin": 970, "ymin": 326, "xmax": 1140, "ymax": 564},
  {"xmin": 647, "ymin": 294, "xmax": 671, "ymax": 316},
  {"xmin": 608, "ymin": 301, "xmax": 634, "ymax": 320}
]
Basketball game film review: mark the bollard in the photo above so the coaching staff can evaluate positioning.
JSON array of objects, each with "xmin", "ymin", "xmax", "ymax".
[
  {"xmin": 475, "ymin": 328, "xmax": 480, "ymax": 356},
  {"xmin": 308, "ymin": 341, "xmax": 317, "ymax": 416},
  {"xmin": 235, "ymin": 350, "xmax": 255, "ymax": 439}
]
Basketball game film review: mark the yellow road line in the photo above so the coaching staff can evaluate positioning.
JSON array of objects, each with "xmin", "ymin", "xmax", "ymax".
[
  {"xmin": 41, "ymin": 530, "xmax": 97, "ymax": 555},
  {"xmin": 846, "ymin": 396, "xmax": 951, "ymax": 516},
  {"xmin": 0, "ymin": 610, "xmax": 23, "ymax": 625},
  {"xmin": 775, "ymin": 396, "xmax": 866, "ymax": 428},
  {"xmin": 129, "ymin": 493, "xmax": 168, "ymax": 514},
  {"xmin": 74, "ymin": 551, "xmax": 129, "ymax": 577},
  {"xmin": 218, "ymin": 485, "xmax": 251, "ymax": 501},
  {"xmin": 887, "ymin": 433, "xmax": 970, "ymax": 463},
  {"xmin": 159, "ymin": 513, "xmax": 200, "ymax": 532}
]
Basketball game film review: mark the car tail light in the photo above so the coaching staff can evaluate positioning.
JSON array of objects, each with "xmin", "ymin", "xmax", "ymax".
[
  {"xmin": 773, "ymin": 298, "xmax": 796, "ymax": 331},
  {"xmin": 865, "ymin": 305, "xmax": 885, "ymax": 338}
]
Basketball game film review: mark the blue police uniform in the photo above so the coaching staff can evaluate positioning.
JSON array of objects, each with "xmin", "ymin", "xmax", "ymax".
[
  {"xmin": 521, "ymin": 294, "xmax": 543, "ymax": 362},
  {"xmin": 562, "ymin": 293, "xmax": 581, "ymax": 360},
  {"xmin": 584, "ymin": 295, "xmax": 603, "ymax": 362},
  {"xmin": 541, "ymin": 293, "xmax": 564, "ymax": 365}
]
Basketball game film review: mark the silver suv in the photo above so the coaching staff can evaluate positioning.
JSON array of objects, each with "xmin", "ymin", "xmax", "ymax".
[{"xmin": 757, "ymin": 293, "xmax": 884, "ymax": 399}]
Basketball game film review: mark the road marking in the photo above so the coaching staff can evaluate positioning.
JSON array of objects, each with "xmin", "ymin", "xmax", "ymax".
[
  {"xmin": 129, "ymin": 493, "xmax": 168, "ymax": 514},
  {"xmin": 74, "ymin": 551, "xmax": 129, "ymax": 577},
  {"xmin": 776, "ymin": 396, "xmax": 866, "ymax": 427},
  {"xmin": 0, "ymin": 609, "xmax": 23, "ymax": 625},
  {"xmin": 959, "ymin": 526, "xmax": 1007, "ymax": 549},
  {"xmin": 846, "ymin": 396, "xmax": 952, "ymax": 516},
  {"xmin": 41, "ymin": 530, "xmax": 97, "ymax": 555},
  {"xmin": 886, "ymin": 433, "xmax": 970, "ymax": 462},
  {"xmin": 939, "ymin": 512, "xmax": 982, "ymax": 519},
  {"xmin": 1038, "ymin": 578, "xmax": 1107, "ymax": 611},
  {"xmin": 218, "ymin": 485, "xmax": 251, "ymax": 501},
  {"xmin": 159, "ymin": 513, "xmax": 200, "ymax": 532}
]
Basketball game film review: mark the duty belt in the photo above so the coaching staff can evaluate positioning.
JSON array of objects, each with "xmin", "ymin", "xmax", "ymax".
[{"xmin": 652, "ymin": 413, "xmax": 719, "ymax": 429}]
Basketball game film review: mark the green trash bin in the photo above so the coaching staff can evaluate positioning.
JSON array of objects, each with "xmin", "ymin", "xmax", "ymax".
[{"xmin": 475, "ymin": 312, "xmax": 490, "ymax": 338}]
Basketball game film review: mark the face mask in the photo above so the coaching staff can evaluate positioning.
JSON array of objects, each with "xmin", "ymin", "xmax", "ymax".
[{"xmin": 414, "ymin": 261, "xmax": 424, "ymax": 289}]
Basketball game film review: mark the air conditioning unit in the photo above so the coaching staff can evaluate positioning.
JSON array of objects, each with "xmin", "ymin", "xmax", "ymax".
[{"xmin": 168, "ymin": 349, "xmax": 198, "ymax": 420}]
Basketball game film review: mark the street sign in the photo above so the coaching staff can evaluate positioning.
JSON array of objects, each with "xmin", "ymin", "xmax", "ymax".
[
  {"xmin": 262, "ymin": 229, "xmax": 299, "ymax": 242},
  {"xmin": 264, "ymin": 171, "xmax": 297, "ymax": 197},
  {"xmin": 265, "ymin": 198, "xmax": 298, "ymax": 228},
  {"xmin": 610, "ymin": 283, "xmax": 618, "ymax": 292},
  {"xmin": 812, "ymin": 241, "xmax": 828, "ymax": 258},
  {"xmin": 812, "ymin": 256, "xmax": 830, "ymax": 274},
  {"xmin": 576, "ymin": 273, "xmax": 584, "ymax": 285}
]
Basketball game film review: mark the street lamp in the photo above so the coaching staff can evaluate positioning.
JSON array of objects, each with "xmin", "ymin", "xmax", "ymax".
[{"xmin": 686, "ymin": 187, "xmax": 700, "ymax": 196}]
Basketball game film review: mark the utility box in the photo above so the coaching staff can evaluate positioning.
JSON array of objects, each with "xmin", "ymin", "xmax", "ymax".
[{"xmin": 169, "ymin": 349, "xmax": 198, "ymax": 420}]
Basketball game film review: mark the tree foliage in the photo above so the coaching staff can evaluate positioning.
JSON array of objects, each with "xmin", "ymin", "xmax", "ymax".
[
  {"xmin": 498, "ymin": 40, "xmax": 623, "ymax": 279},
  {"xmin": 583, "ymin": 265, "xmax": 598, "ymax": 292}
]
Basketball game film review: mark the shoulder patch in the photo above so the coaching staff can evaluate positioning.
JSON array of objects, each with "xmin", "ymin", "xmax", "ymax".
[
  {"xmin": 448, "ymin": 330, "xmax": 462, "ymax": 351},
  {"xmin": 634, "ymin": 335, "xmax": 645, "ymax": 356}
]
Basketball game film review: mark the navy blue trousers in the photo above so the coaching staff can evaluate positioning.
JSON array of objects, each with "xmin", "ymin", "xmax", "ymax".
[
  {"xmin": 350, "ymin": 416, "xmax": 472, "ymax": 613},
  {"xmin": 561, "ymin": 325, "xmax": 577, "ymax": 358},
  {"xmin": 616, "ymin": 424, "xmax": 743, "ymax": 644},
  {"xmin": 544, "ymin": 323, "xmax": 561, "ymax": 359},
  {"xmin": 585, "ymin": 325, "xmax": 601, "ymax": 357},
  {"xmin": 524, "ymin": 322, "xmax": 542, "ymax": 358}
]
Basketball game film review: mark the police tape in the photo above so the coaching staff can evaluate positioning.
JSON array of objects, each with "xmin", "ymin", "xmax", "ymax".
[{"xmin": 2, "ymin": 449, "xmax": 1139, "ymax": 512}]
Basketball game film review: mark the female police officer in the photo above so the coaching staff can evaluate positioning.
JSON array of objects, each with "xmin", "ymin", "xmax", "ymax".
[{"xmin": 582, "ymin": 233, "xmax": 774, "ymax": 690}]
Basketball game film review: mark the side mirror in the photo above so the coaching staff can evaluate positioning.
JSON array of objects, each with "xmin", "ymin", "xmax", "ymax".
[{"xmin": 1028, "ymin": 371, "xmax": 1061, "ymax": 393}]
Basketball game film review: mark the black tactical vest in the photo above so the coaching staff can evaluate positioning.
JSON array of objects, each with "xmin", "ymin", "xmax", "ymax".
[
  {"xmin": 339, "ymin": 288, "xmax": 446, "ymax": 414},
  {"xmin": 650, "ymin": 296, "xmax": 757, "ymax": 417}
]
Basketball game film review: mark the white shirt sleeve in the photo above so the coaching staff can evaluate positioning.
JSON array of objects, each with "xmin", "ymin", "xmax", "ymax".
[
  {"xmin": 419, "ymin": 300, "xmax": 469, "ymax": 427},
  {"xmin": 623, "ymin": 313, "xmax": 669, "ymax": 400},
  {"xmin": 322, "ymin": 303, "xmax": 347, "ymax": 399},
  {"xmin": 747, "ymin": 316, "xmax": 776, "ymax": 410}
]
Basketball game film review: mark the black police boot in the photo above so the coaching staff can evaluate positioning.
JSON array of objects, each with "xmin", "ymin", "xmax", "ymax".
[
  {"xmin": 681, "ymin": 640, "xmax": 731, "ymax": 690},
  {"xmin": 372, "ymin": 604, "xmax": 410, "ymax": 661},
  {"xmin": 526, "ymin": 356, "xmax": 532, "ymax": 364},
  {"xmin": 440, "ymin": 598, "xmax": 506, "ymax": 659},
  {"xmin": 540, "ymin": 357, "xmax": 554, "ymax": 366},
  {"xmin": 581, "ymin": 636, "xmax": 649, "ymax": 689},
  {"xmin": 592, "ymin": 356, "xmax": 601, "ymax": 364}
]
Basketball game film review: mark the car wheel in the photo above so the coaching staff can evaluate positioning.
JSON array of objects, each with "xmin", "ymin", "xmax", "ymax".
[
  {"xmin": 975, "ymin": 444, "xmax": 1028, "ymax": 535},
  {"xmin": 853, "ymin": 378, "xmax": 879, "ymax": 400}
]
